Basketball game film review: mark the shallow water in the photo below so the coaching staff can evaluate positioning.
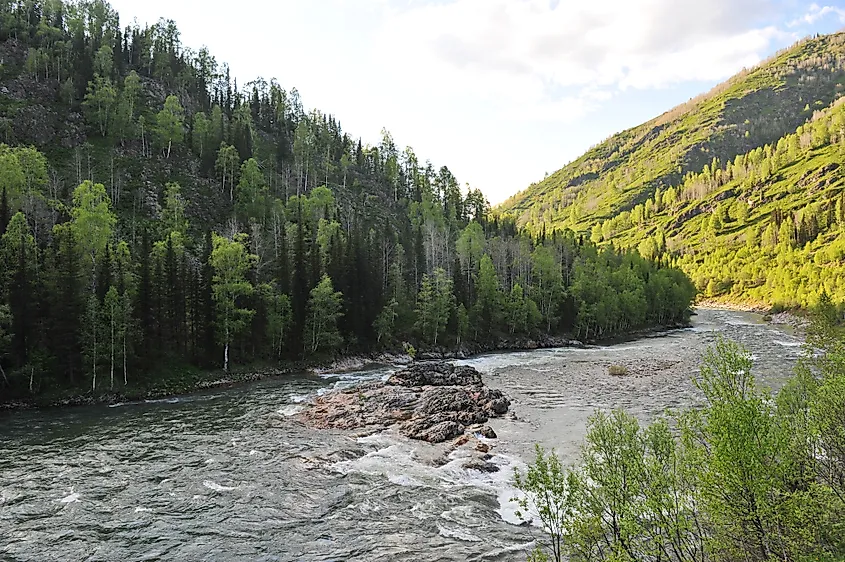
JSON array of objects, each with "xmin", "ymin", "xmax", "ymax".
[{"xmin": 0, "ymin": 309, "xmax": 803, "ymax": 561}]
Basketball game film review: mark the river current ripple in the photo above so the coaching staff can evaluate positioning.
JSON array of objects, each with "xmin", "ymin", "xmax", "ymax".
[{"xmin": 0, "ymin": 309, "xmax": 803, "ymax": 561}]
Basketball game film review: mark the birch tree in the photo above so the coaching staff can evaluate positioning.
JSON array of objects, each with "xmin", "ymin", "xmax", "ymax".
[
  {"xmin": 70, "ymin": 180, "xmax": 115, "ymax": 289},
  {"xmin": 155, "ymin": 95, "xmax": 184, "ymax": 159},
  {"xmin": 305, "ymin": 275, "xmax": 344, "ymax": 355},
  {"xmin": 414, "ymin": 268, "xmax": 453, "ymax": 346},
  {"xmin": 210, "ymin": 233, "xmax": 256, "ymax": 371}
]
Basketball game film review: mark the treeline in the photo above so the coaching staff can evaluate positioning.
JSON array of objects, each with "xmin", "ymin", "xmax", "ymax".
[
  {"xmin": 517, "ymin": 299, "xmax": 845, "ymax": 561},
  {"xmin": 0, "ymin": 0, "xmax": 695, "ymax": 398}
]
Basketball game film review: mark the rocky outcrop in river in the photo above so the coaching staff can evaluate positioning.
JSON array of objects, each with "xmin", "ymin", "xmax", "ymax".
[{"xmin": 298, "ymin": 362, "xmax": 510, "ymax": 443}]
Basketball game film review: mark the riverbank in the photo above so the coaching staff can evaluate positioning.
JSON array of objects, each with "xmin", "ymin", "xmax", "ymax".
[
  {"xmin": 696, "ymin": 299, "xmax": 808, "ymax": 333},
  {"xmin": 0, "ymin": 321, "xmax": 692, "ymax": 411}
]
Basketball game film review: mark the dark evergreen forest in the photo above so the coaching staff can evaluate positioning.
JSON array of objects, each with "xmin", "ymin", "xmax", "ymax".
[{"xmin": 0, "ymin": 0, "xmax": 695, "ymax": 399}]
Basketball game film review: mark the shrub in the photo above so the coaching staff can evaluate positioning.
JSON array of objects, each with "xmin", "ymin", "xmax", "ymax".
[{"xmin": 608, "ymin": 364, "xmax": 629, "ymax": 376}]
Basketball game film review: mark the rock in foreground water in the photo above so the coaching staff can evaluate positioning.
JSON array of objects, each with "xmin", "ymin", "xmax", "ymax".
[{"xmin": 298, "ymin": 362, "xmax": 510, "ymax": 443}]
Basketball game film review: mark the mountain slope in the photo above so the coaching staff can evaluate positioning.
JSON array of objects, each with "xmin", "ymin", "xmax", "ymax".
[
  {"xmin": 499, "ymin": 32, "xmax": 845, "ymax": 308},
  {"xmin": 501, "ymin": 33, "xmax": 845, "ymax": 228}
]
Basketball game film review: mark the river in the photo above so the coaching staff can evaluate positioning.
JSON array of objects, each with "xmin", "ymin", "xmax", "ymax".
[{"xmin": 0, "ymin": 309, "xmax": 804, "ymax": 561}]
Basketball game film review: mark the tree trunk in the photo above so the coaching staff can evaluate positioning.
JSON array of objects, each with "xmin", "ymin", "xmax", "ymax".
[
  {"xmin": 123, "ymin": 333, "xmax": 127, "ymax": 386},
  {"xmin": 0, "ymin": 362, "xmax": 8, "ymax": 387},
  {"xmin": 224, "ymin": 319, "xmax": 230, "ymax": 371},
  {"xmin": 110, "ymin": 316, "xmax": 115, "ymax": 390}
]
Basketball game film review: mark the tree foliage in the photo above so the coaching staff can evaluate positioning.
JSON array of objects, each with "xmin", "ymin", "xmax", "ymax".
[{"xmin": 516, "ymin": 313, "xmax": 845, "ymax": 561}]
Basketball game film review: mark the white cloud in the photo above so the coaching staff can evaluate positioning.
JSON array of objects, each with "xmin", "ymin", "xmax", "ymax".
[
  {"xmin": 789, "ymin": 3, "xmax": 845, "ymax": 26},
  {"xmin": 376, "ymin": 0, "xmax": 795, "ymax": 99}
]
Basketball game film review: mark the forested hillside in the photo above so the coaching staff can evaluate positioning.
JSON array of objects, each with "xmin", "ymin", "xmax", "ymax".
[
  {"xmin": 499, "ymin": 32, "xmax": 845, "ymax": 308},
  {"xmin": 0, "ymin": 0, "xmax": 694, "ymax": 400}
]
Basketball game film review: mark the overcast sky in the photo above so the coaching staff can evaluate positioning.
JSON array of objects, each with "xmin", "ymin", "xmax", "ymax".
[{"xmin": 108, "ymin": 0, "xmax": 845, "ymax": 203}]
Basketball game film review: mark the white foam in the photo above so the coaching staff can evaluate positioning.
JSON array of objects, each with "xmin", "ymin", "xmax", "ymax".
[
  {"xmin": 317, "ymin": 366, "xmax": 397, "ymax": 388},
  {"xmin": 387, "ymin": 473, "xmax": 425, "ymax": 487},
  {"xmin": 202, "ymin": 480, "xmax": 237, "ymax": 492},
  {"xmin": 773, "ymin": 340, "xmax": 802, "ymax": 348},
  {"xmin": 288, "ymin": 393, "xmax": 309, "ymax": 403},
  {"xmin": 334, "ymin": 442, "xmax": 435, "ymax": 487},
  {"xmin": 144, "ymin": 397, "xmax": 180, "ymax": 404},
  {"xmin": 134, "ymin": 507, "xmax": 151, "ymax": 513},
  {"xmin": 437, "ymin": 524, "xmax": 482, "ymax": 542},
  {"xmin": 59, "ymin": 491, "xmax": 80, "ymax": 504},
  {"xmin": 332, "ymin": 435, "xmax": 530, "ymax": 526},
  {"xmin": 278, "ymin": 404, "xmax": 304, "ymax": 417}
]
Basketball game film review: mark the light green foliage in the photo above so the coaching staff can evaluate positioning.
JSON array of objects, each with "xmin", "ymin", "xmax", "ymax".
[
  {"xmin": 155, "ymin": 95, "xmax": 184, "ymax": 158},
  {"xmin": 374, "ymin": 298, "xmax": 399, "ymax": 345},
  {"xmin": 316, "ymin": 218, "xmax": 342, "ymax": 269},
  {"xmin": 0, "ymin": 147, "xmax": 25, "ymax": 207},
  {"xmin": 531, "ymin": 245, "xmax": 563, "ymax": 332},
  {"xmin": 13, "ymin": 147, "xmax": 48, "ymax": 194},
  {"xmin": 506, "ymin": 283, "xmax": 541, "ymax": 335},
  {"xmin": 414, "ymin": 268, "xmax": 453, "ymax": 346},
  {"xmin": 83, "ymin": 74, "xmax": 116, "ymax": 136},
  {"xmin": 259, "ymin": 283, "xmax": 292, "ymax": 359},
  {"xmin": 93, "ymin": 44, "xmax": 113, "ymax": 78},
  {"xmin": 210, "ymin": 233, "xmax": 257, "ymax": 371},
  {"xmin": 192, "ymin": 111, "xmax": 210, "ymax": 158},
  {"xmin": 457, "ymin": 221, "xmax": 485, "ymax": 287},
  {"xmin": 456, "ymin": 303, "xmax": 469, "ymax": 346},
  {"xmin": 70, "ymin": 180, "xmax": 116, "ymax": 280},
  {"xmin": 236, "ymin": 158, "xmax": 268, "ymax": 223},
  {"xmin": 163, "ymin": 182, "xmax": 188, "ymax": 236},
  {"xmin": 1, "ymin": 212, "xmax": 35, "ymax": 287},
  {"xmin": 308, "ymin": 186, "xmax": 335, "ymax": 221},
  {"xmin": 114, "ymin": 70, "xmax": 141, "ymax": 141},
  {"xmin": 215, "ymin": 143, "xmax": 241, "ymax": 201},
  {"xmin": 0, "ymin": 144, "xmax": 46, "ymax": 209},
  {"xmin": 305, "ymin": 275, "xmax": 344, "ymax": 355},
  {"xmin": 514, "ymin": 445, "xmax": 581, "ymax": 562},
  {"xmin": 472, "ymin": 253, "xmax": 502, "ymax": 333}
]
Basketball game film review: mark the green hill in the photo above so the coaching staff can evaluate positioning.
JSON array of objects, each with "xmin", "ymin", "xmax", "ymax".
[{"xmin": 498, "ymin": 32, "xmax": 845, "ymax": 308}]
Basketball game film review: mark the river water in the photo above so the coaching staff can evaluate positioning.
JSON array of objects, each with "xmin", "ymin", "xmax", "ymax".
[{"xmin": 0, "ymin": 309, "xmax": 804, "ymax": 562}]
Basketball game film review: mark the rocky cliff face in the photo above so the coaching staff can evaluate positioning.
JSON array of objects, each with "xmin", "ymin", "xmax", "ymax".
[{"xmin": 298, "ymin": 362, "xmax": 510, "ymax": 444}]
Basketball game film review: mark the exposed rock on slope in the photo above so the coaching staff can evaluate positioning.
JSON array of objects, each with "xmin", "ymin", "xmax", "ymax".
[{"xmin": 298, "ymin": 362, "xmax": 510, "ymax": 443}]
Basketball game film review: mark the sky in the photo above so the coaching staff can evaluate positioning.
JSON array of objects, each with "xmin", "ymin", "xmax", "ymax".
[{"xmin": 107, "ymin": 0, "xmax": 845, "ymax": 204}]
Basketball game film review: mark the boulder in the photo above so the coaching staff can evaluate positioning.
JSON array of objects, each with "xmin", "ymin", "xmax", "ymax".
[
  {"xmin": 298, "ymin": 362, "xmax": 510, "ymax": 443},
  {"xmin": 387, "ymin": 362, "xmax": 483, "ymax": 387},
  {"xmin": 477, "ymin": 426, "xmax": 497, "ymax": 439},
  {"xmin": 462, "ymin": 459, "xmax": 499, "ymax": 473},
  {"xmin": 406, "ymin": 420, "xmax": 465, "ymax": 443}
]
